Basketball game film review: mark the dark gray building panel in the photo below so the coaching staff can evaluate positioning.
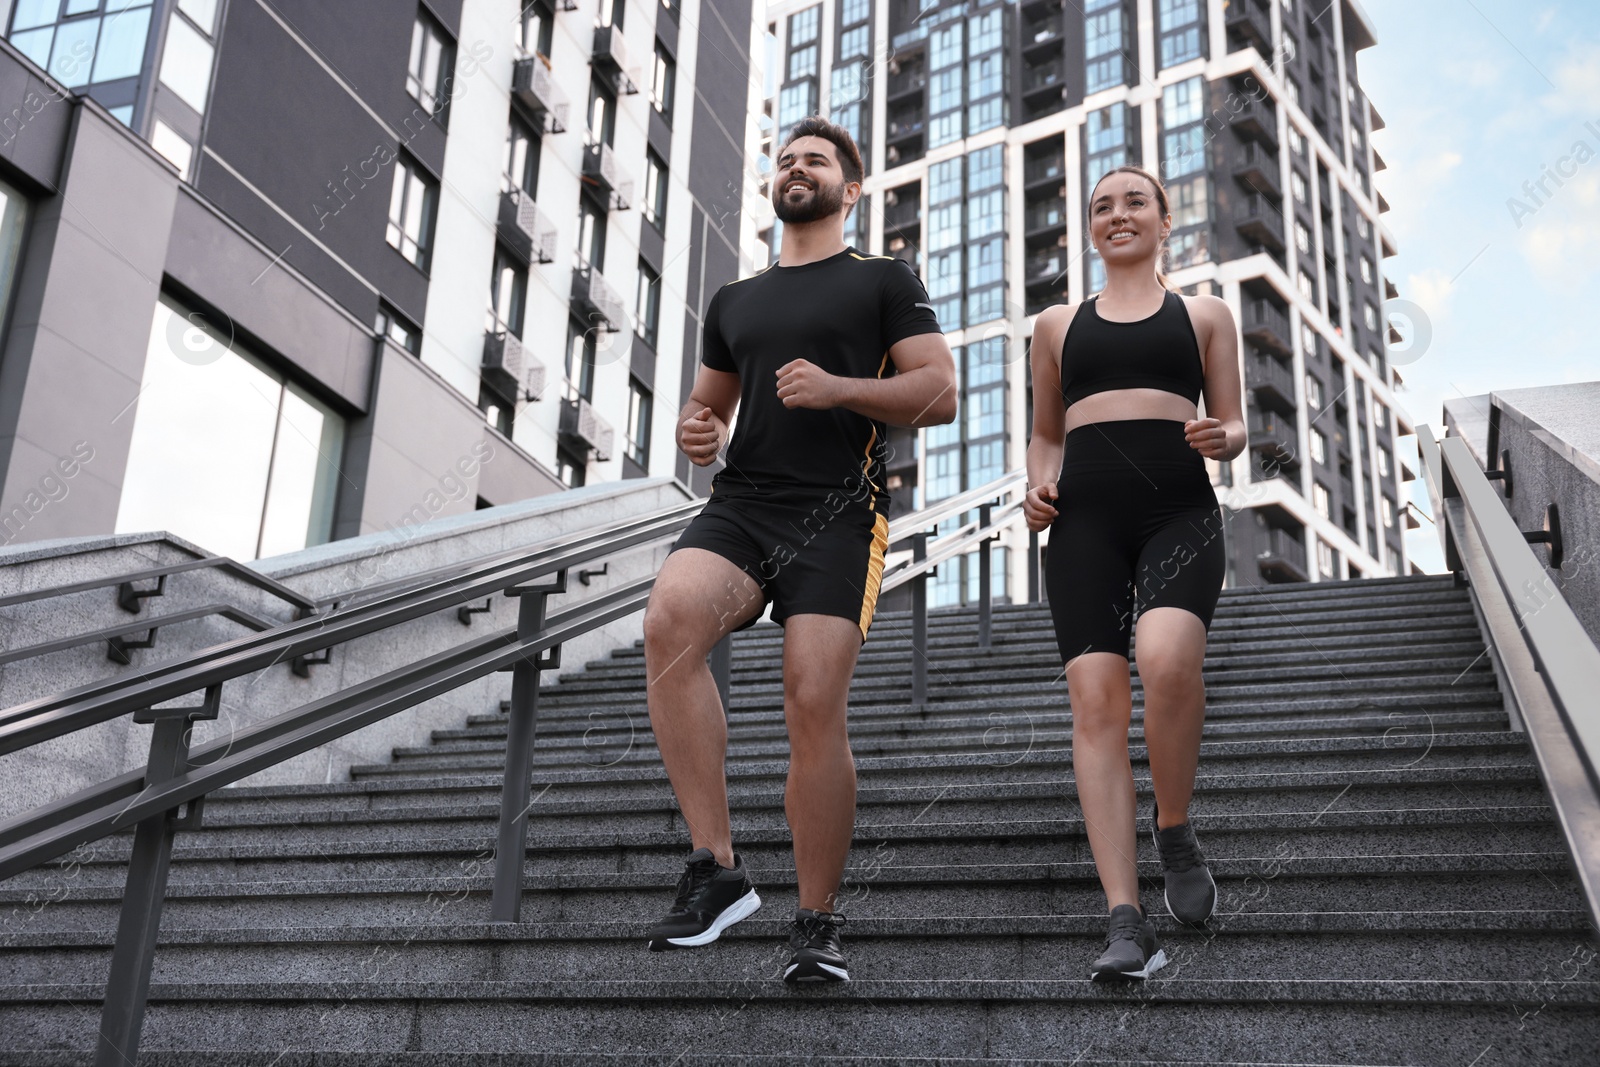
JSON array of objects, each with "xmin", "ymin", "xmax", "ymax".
[
  {"xmin": 164, "ymin": 189, "xmax": 374, "ymax": 411},
  {"xmin": 0, "ymin": 45, "xmax": 74, "ymax": 193},
  {"xmin": 0, "ymin": 102, "xmax": 179, "ymax": 540}
]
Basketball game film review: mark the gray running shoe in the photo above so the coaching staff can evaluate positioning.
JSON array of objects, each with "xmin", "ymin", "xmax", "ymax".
[
  {"xmin": 1089, "ymin": 903, "xmax": 1168, "ymax": 981},
  {"xmin": 1152, "ymin": 796, "xmax": 1217, "ymax": 926}
]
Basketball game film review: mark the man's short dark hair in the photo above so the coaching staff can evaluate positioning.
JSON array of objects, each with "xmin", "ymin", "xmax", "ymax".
[{"xmin": 778, "ymin": 117, "xmax": 864, "ymax": 189}]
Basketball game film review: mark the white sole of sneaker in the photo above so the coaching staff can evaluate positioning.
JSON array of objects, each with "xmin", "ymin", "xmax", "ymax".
[
  {"xmin": 784, "ymin": 961, "xmax": 850, "ymax": 982},
  {"xmin": 1090, "ymin": 947, "xmax": 1168, "ymax": 982},
  {"xmin": 662, "ymin": 888, "xmax": 762, "ymax": 948}
]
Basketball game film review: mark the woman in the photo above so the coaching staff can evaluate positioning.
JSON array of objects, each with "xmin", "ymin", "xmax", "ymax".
[{"xmin": 1023, "ymin": 165, "xmax": 1246, "ymax": 981}]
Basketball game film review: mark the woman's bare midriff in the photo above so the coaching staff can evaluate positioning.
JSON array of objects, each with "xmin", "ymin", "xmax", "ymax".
[{"xmin": 1062, "ymin": 387, "xmax": 1198, "ymax": 434}]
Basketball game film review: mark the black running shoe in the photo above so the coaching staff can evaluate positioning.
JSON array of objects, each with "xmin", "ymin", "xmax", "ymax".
[
  {"xmin": 646, "ymin": 848, "xmax": 761, "ymax": 951},
  {"xmin": 783, "ymin": 908, "xmax": 849, "ymax": 982},
  {"xmin": 1089, "ymin": 903, "xmax": 1168, "ymax": 981},
  {"xmin": 1152, "ymin": 796, "xmax": 1217, "ymax": 926}
]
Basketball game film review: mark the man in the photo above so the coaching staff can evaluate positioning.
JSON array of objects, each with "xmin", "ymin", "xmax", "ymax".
[{"xmin": 641, "ymin": 117, "xmax": 958, "ymax": 982}]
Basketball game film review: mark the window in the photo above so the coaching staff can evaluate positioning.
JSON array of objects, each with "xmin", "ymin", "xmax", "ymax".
[
  {"xmin": 10, "ymin": 1, "xmax": 158, "ymax": 89},
  {"xmin": 503, "ymin": 114, "xmax": 541, "ymax": 196},
  {"xmin": 516, "ymin": 0, "xmax": 555, "ymax": 58},
  {"xmin": 635, "ymin": 260, "xmax": 661, "ymax": 348},
  {"xmin": 650, "ymin": 43, "xmax": 675, "ymax": 118},
  {"xmin": 931, "ymin": 22, "xmax": 963, "ymax": 70},
  {"xmin": 626, "ymin": 378, "xmax": 652, "ymax": 469},
  {"xmin": 1301, "ymin": 323, "xmax": 1317, "ymax": 354},
  {"xmin": 642, "ymin": 151, "xmax": 668, "ymax": 229},
  {"xmin": 597, "ymin": 0, "xmax": 624, "ymax": 29},
  {"xmin": 574, "ymin": 197, "xmax": 607, "ymax": 270},
  {"xmin": 1304, "ymin": 373, "xmax": 1322, "ymax": 408},
  {"xmin": 150, "ymin": 119, "xmax": 193, "ymax": 179},
  {"xmin": 788, "ymin": 43, "xmax": 818, "ymax": 80},
  {"xmin": 1160, "ymin": 76, "xmax": 1205, "ymax": 178},
  {"xmin": 1287, "ymin": 125, "xmax": 1307, "ymax": 158},
  {"xmin": 1359, "ymin": 255, "xmax": 1373, "ymax": 284},
  {"xmin": 1298, "ymin": 269, "xmax": 1314, "ymax": 301},
  {"xmin": 1357, "ymin": 214, "xmax": 1371, "ymax": 239},
  {"xmin": 386, "ymin": 154, "xmax": 437, "ymax": 270},
  {"xmin": 1316, "ymin": 539, "xmax": 1335, "ymax": 577},
  {"xmin": 1291, "ymin": 171, "xmax": 1308, "ymax": 204},
  {"xmin": 488, "ymin": 245, "xmax": 527, "ymax": 337},
  {"xmin": 1085, "ymin": 0, "xmax": 1128, "ymax": 94},
  {"xmin": 1284, "ymin": 76, "xmax": 1299, "ymax": 107},
  {"xmin": 1085, "ymin": 102, "xmax": 1131, "ymax": 188},
  {"xmin": 158, "ymin": 5, "xmax": 215, "ymax": 111},
  {"xmin": 117, "ymin": 295, "xmax": 346, "ymax": 561},
  {"xmin": 840, "ymin": 0, "xmax": 869, "ymax": 26},
  {"xmin": 1309, "ymin": 428, "xmax": 1327, "ymax": 465},
  {"xmin": 406, "ymin": 11, "xmax": 451, "ymax": 122},
  {"xmin": 1280, "ymin": 30, "xmax": 1297, "ymax": 63},
  {"xmin": 1363, "ymin": 301, "xmax": 1378, "ymax": 331},
  {"xmin": 588, "ymin": 77, "xmax": 617, "ymax": 146},
  {"xmin": 376, "ymin": 303, "xmax": 421, "ymax": 354},
  {"xmin": 1168, "ymin": 175, "xmax": 1207, "ymax": 228},
  {"xmin": 1380, "ymin": 496, "xmax": 1395, "ymax": 528},
  {"xmin": 1312, "ymin": 483, "xmax": 1330, "ymax": 518},
  {"xmin": 1295, "ymin": 220, "xmax": 1311, "ymax": 256},
  {"xmin": 1158, "ymin": 0, "xmax": 1203, "ymax": 68},
  {"xmin": 967, "ymin": 190, "xmax": 1003, "ymax": 239},
  {"xmin": 778, "ymin": 80, "xmax": 816, "ymax": 129},
  {"xmin": 789, "ymin": 5, "xmax": 819, "ymax": 45},
  {"xmin": 0, "ymin": 176, "xmax": 29, "ymax": 345},
  {"xmin": 1373, "ymin": 402, "xmax": 1387, "ymax": 428},
  {"xmin": 839, "ymin": 25, "xmax": 868, "ymax": 61},
  {"xmin": 1378, "ymin": 446, "xmax": 1392, "ymax": 477}
]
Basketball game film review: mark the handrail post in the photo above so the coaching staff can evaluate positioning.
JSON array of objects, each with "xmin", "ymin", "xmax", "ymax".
[
  {"xmin": 1027, "ymin": 527, "xmax": 1041, "ymax": 603},
  {"xmin": 96, "ymin": 684, "xmax": 220, "ymax": 1067},
  {"xmin": 709, "ymin": 634, "xmax": 732, "ymax": 719},
  {"xmin": 491, "ymin": 572, "xmax": 567, "ymax": 923},
  {"xmin": 978, "ymin": 503, "xmax": 993, "ymax": 651},
  {"xmin": 912, "ymin": 531, "xmax": 928, "ymax": 711}
]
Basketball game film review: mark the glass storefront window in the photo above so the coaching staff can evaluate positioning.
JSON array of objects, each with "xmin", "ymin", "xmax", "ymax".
[{"xmin": 116, "ymin": 296, "xmax": 345, "ymax": 560}]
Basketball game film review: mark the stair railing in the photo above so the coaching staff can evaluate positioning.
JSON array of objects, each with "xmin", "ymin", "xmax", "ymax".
[
  {"xmin": 1417, "ymin": 424, "xmax": 1600, "ymax": 930},
  {"xmin": 0, "ymin": 497, "xmax": 702, "ymax": 1067}
]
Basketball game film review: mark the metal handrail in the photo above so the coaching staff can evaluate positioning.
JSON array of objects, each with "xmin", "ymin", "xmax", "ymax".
[
  {"xmin": 1417, "ymin": 424, "xmax": 1600, "ymax": 929},
  {"xmin": 0, "ymin": 497, "xmax": 701, "ymax": 1066},
  {"xmin": 888, "ymin": 467, "xmax": 1027, "ymax": 543},
  {"xmin": 0, "ymin": 552, "xmax": 318, "ymax": 613},
  {"xmin": 0, "ymin": 603, "xmax": 274, "ymax": 668},
  {"xmin": 0, "ymin": 501, "xmax": 701, "ymax": 754}
]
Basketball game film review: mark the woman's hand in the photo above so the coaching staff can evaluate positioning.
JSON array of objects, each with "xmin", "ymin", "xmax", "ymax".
[
  {"xmin": 1024, "ymin": 483, "xmax": 1059, "ymax": 532},
  {"xmin": 1184, "ymin": 417, "xmax": 1229, "ymax": 459}
]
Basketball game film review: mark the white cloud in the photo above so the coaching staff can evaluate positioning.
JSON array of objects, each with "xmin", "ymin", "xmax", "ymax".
[
  {"xmin": 1406, "ymin": 267, "xmax": 1455, "ymax": 325},
  {"xmin": 1539, "ymin": 51, "xmax": 1600, "ymax": 113},
  {"xmin": 1517, "ymin": 170, "xmax": 1600, "ymax": 280}
]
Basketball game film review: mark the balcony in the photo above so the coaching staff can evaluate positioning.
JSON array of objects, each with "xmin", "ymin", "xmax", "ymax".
[
  {"xmin": 883, "ymin": 200, "xmax": 920, "ymax": 235},
  {"xmin": 511, "ymin": 56, "xmax": 569, "ymax": 133},
  {"xmin": 886, "ymin": 66, "xmax": 927, "ymax": 101},
  {"xmin": 1249, "ymin": 409, "xmax": 1297, "ymax": 459},
  {"xmin": 1241, "ymin": 297, "xmax": 1292, "ymax": 354},
  {"xmin": 592, "ymin": 26, "xmax": 639, "ymax": 94},
  {"xmin": 1234, "ymin": 192, "xmax": 1286, "ymax": 255},
  {"xmin": 1233, "ymin": 140, "xmax": 1281, "ymax": 200},
  {"xmin": 1023, "ymin": 154, "xmax": 1066, "ymax": 189},
  {"xmin": 496, "ymin": 189, "xmax": 557, "ymax": 265},
  {"xmin": 1226, "ymin": 0, "xmax": 1272, "ymax": 53},
  {"xmin": 1022, "ymin": 60, "xmax": 1064, "ymax": 99},
  {"xmin": 1025, "ymin": 251, "xmax": 1069, "ymax": 288},
  {"xmin": 1230, "ymin": 93, "xmax": 1278, "ymax": 149},
  {"xmin": 1021, "ymin": 19, "xmax": 1063, "ymax": 54},
  {"xmin": 482, "ymin": 330, "xmax": 546, "ymax": 401},
  {"xmin": 885, "ymin": 115, "xmax": 925, "ymax": 145},
  {"xmin": 1247, "ymin": 350, "xmax": 1296, "ymax": 416},
  {"xmin": 582, "ymin": 142, "xmax": 633, "ymax": 211},
  {"xmin": 560, "ymin": 396, "xmax": 615, "ymax": 462},
  {"xmin": 1257, "ymin": 525, "xmax": 1309, "ymax": 583},
  {"xmin": 1024, "ymin": 202, "xmax": 1067, "ymax": 238},
  {"xmin": 570, "ymin": 264, "xmax": 628, "ymax": 332}
]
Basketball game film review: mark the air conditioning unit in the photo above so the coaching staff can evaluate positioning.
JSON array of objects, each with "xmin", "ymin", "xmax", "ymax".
[
  {"xmin": 482, "ymin": 331, "xmax": 546, "ymax": 401},
  {"xmin": 592, "ymin": 26, "xmax": 639, "ymax": 94},
  {"xmin": 560, "ymin": 397, "xmax": 615, "ymax": 461},
  {"xmin": 496, "ymin": 188, "xmax": 557, "ymax": 264},
  {"xmin": 511, "ymin": 56, "xmax": 569, "ymax": 133}
]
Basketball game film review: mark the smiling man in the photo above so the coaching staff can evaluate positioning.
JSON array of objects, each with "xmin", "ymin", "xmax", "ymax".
[{"xmin": 639, "ymin": 117, "xmax": 958, "ymax": 982}]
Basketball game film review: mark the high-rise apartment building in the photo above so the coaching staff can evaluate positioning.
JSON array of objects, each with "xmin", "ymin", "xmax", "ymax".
[
  {"xmin": 756, "ymin": 0, "xmax": 1416, "ymax": 605},
  {"xmin": 0, "ymin": 0, "xmax": 763, "ymax": 559}
]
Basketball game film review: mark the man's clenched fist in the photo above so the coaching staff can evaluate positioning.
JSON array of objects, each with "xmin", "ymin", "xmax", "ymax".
[{"xmin": 679, "ymin": 406, "xmax": 722, "ymax": 466}]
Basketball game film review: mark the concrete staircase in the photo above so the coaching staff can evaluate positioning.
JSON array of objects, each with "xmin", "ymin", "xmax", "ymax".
[{"xmin": 3, "ymin": 573, "xmax": 1598, "ymax": 1064}]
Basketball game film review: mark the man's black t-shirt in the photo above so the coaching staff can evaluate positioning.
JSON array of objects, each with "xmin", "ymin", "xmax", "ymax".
[{"xmin": 700, "ymin": 248, "xmax": 942, "ymax": 515}]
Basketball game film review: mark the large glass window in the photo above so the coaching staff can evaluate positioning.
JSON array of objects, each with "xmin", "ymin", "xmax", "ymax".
[
  {"xmin": 117, "ymin": 296, "xmax": 345, "ymax": 561},
  {"xmin": 1157, "ymin": 0, "xmax": 1204, "ymax": 68},
  {"xmin": 10, "ymin": 1, "xmax": 155, "ymax": 90},
  {"xmin": 487, "ymin": 245, "xmax": 527, "ymax": 337},
  {"xmin": 642, "ymin": 150, "xmax": 669, "ymax": 230},
  {"xmin": 650, "ymin": 43, "xmax": 675, "ymax": 119},
  {"xmin": 626, "ymin": 377, "xmax": 652, "ymax": 470},
  {"xmin": 1085, "ymin": 0, "xmax": 1128, "ymax": 94},
  {"xmin": 503, "ymin": 114, "xmax": 541, "ymax": 196},
  {"xmin": 406, "ymin": 11, "xmax": 451, "ymax": 120},
  {"xmin": 387, "ymin": 153, "xmax": 437, "ymax": 271},
  {"xmin": 635, "ymin": 260, "xmax": 661, "ymax": 348}
]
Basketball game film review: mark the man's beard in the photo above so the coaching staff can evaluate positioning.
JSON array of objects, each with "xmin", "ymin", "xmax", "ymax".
[{"xmin": 773, "ymin": 176, "xmax": 846, "ymax": 223}]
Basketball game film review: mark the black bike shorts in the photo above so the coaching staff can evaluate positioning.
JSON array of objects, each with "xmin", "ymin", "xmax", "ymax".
[
  {"xmin": 671, "ymin": 489, "xmax": 891, "ymax": 641},
  {"xmin": 1045, "ymin": 419, "xmax": 1227, "ymax": 662}
]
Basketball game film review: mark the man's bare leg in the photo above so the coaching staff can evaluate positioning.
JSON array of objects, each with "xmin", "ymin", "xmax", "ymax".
[
  {"xmin": 779, "ymin": 614, "xmax": 862, "ymax": 912},
  {"xmin": 643, "ymin": 548, "xmax": 765, "ymax": 869}
]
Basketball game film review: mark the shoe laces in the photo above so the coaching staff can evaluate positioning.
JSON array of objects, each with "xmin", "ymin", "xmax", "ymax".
[
  {"xmin": 1104, "ymin": 910, "xmax": 1144, "ymax": 948},
  {"xmin": 790, "ymin": 910, "xmax": 845, "ymax": 949},
  {"xmin": 1157, "ymin": 823, "xmax": 1204, "ymax": 873},
  {"xmin": 669, "ymin": 856, "xmax": 721, "ymax": 913}
]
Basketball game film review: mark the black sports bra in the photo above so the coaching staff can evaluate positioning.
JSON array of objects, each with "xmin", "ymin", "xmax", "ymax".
[{"xmin": 1058, "ymin": 290, "xmax": 1205, "ymax": 408}]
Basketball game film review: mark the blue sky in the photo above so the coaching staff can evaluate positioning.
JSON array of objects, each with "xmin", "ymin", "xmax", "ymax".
[{"xmin": 1360, "ymin": 1, "xmax": 1600, "ymax": 571}]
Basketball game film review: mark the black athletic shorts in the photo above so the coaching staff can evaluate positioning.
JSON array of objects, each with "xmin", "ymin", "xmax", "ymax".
[
  {"xmin": 1045, "ymin": 419, "xmax": 1227, "ymax": 662},
  {"xmin": 671, "ymin": 489, "xmax": 891, "ymax": 641}
]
